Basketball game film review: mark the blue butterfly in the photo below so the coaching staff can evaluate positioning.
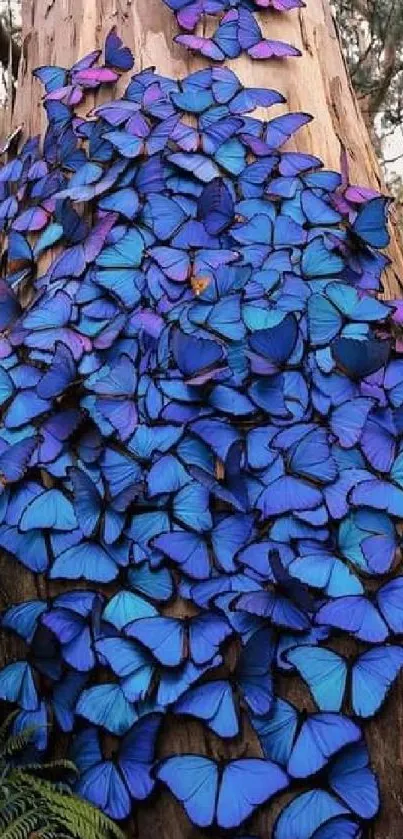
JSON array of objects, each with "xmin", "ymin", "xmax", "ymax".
[
  {"xmin": 198, "ymin": 178, "xmax": 234, "ymax": 234},
  {"xmin": 144, "ymin": 195, "xmax": 187, "ymax": 239},
  {"xmin": 286, "ymin": 644, "xmax": 403, "ymax": 717},
  {"xmin": 249, "ymin": 315, "xmax": 298, "ymax": 365},
  {"xmin": 338, "ymin": 509, "xmax": 396, "ymax": 576},
  {"xmin": 76, "ymin": 683, "xmax": 138, "ymax": 735},
  {"xmin": 171, "ymin": 330, "xmax": 224, "ymax": 379},
  {"xmin": 72, "ymin": 714, "xmax": 162, "ymax": 820},
  {"xmin": 105, "ymin": 26, "xmax": 134, "ymax": 72},
  {"xmin": 235, "ymin": 589, "xmax": 311, "ymax": 632},
  {"xmin": 152, "ymin": 530, "xmax": 210, "ymax": 579},
  {"xmin": 69, "ymin": 467, "xmax": 124, "ymax": 544},
  {"xmin": 301, "ymin": 237, "xmax": 344, "ymax": 277},
  {"xmin": 173, "ymin": 680, "xmax": 239, "ymax": 737},
  {"xmin": 41, "ymin": 591, "xmax": 103, "ymax": 672},
  {"xmin": 37, "ymin": 343, "xmax": 76, "ymax": 400},
  {"xmin": 125, "ymin": 613, "xmax": 232, "ymax": 666},
  {"xmin": 96, "ymin": 636, "xmax": 155, "ymax": 702},
  {"xmin": 351, "ymin": 197, "xmax": 390, "ymax": 248},
  {"xmin": 156, "ymin": 755, "xmax": 289, "ymax": 828},
  {"xmin": 332, "ymin": 335, "xmax": 390, "ymax": 379},
  {"xmin": 98, "ymin": 189, "xmax": 140, "ymax": 221},
  {"xmin": 315, "ymin": 595, "xmax": 389, "ymax": 643}
]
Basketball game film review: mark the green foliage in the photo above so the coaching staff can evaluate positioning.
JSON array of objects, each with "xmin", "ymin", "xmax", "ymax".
[{"xmin": 0, "ymin": 713, "xmax": 125, "ymax": 839}]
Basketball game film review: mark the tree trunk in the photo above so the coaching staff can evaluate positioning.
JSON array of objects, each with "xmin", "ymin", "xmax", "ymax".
[{"xmin": 7, "ymin": 1, "xmax": 403, "ymax": 838}]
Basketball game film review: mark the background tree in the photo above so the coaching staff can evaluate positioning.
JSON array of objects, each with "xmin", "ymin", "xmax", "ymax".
[{"xmin": 332, "ymin": 0, "xmax": 403, "ymax": 212}]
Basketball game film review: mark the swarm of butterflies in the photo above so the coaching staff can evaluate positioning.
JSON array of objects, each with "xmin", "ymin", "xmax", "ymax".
[
  {"xmin": 0, "ymin": 13, "xmax": 402, "ymax": 839},
  {"xmin": 163, "ymin": 0, "xmax": 303, "ymax": 61}
]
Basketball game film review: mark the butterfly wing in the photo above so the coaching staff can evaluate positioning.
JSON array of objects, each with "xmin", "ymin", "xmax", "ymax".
[
  {"xmin": 328, "ymin": 742, "xmax": 379, "ymax": 819},
  {"xmin": 125, "ymin": 616, "xmax": 184, "ymax": 666},
  {"xmin": 105, "ymin": 26, "xmax": 134, "ymax": 71},
  {"xmin": 42, "ymin": 608, "xmax": 94, "ymax": 672},
  {"xmin": 236, "ymin": 627, "xmax": 276, "ymax": 715},
  {"xmin": 52, "ymin": 672, "xmax": 88, "ymax": 732},
  {"xmin": 286, "ymin": 646, "xmax": 347, "ymax": 712},
  {"xmin": 50, "ymin": 542, "xmax": 119, "ymax": 583},
  {"xmin": 352, "ymin": 197, "xmax": 390, "ymax": 248},
  {"xmin": 376, "ymin": 577, "xmax": 403, "ymax": 632},
  {"xmin": 315, "ymin": 596, "xmax": 389, "ymax": 643},
  {"xmin": 156, "ymin": 755, "xmax": 218, "ymax": 828},
  {"xmin": 198, "ymin": 178, "xmax": 234, "ymax": 234},
  {"xmin": 352, "ymin": 645, "xmax": 403, "ymax": 717},
  {"xmin": 127, "ymin": 563, "xmax": 174, "ymax": 603},
  {"xmin": 0, "ymin": 661, "xmax": 38, "ymax": 710},
  {"xmin": 311, "ymin": 818, "xmax": 362, "ymax": 839},
  {"xmin": 119, "ymin": 713, "xmax": 162, "ymax": 800},
  {"xmin": 174, "ymin": 680, "xmax": 238, "ymax": 738},
  {"xmin": 152, "ymin": 531, "xmax": 210, "ymax": 580},
  {"xmin": 37, "ymin": 343, "xmax": 76, "ymax": 399},
  {"xmin": 217, "ymin": 759, "xmax": 289, "ymax": 829},
  {"xmin": 0, "ymin": 437, "xmax": 37, "ymax": 484},
  {"xmin": 2, "ymin": 600, "xmax": 47, "ymax": 643},
  {"xmin": 287, "ymin": 713, "xmax": 361, "ymax": 778},
  {"xmin": 102, "ymin": 591, "xmax": 157, "ymax": 630},
  {"xmin": 78, "ymin": 761, "xmax": 131, "ymax": 820},
  {"xmin": 274, "ymin": 790, "xmax": 349, "ymax": 839},
  {"xmin": 96, "ymin": 637, "xmax": 155, "ymax": 702},
  {"xmin": 76, "ymin": 683, "xmax": 137, "ymax": 735},
  {"xmin": 251, "ymin": 698, "xmax": 298, "ymax": 766},
  {"xmin": 189, "ymin": 613, "xmax": 232, "ymax": 664},
  {"xmin": 70, "ymin": 467, "xmax": 102, "ymax": 537},
  {"xmin": 19, "ymin": 488, "xmax": 77, "ymax": 532}
]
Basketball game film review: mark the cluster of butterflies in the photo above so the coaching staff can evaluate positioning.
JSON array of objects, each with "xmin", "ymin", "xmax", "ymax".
[
  {"xmin": 163, "ymin": 0, "xmax": 302, "ymax": 62},
  {"xmin": 0, "ymin": 19, "xmax": 402, "ymax": 839}
]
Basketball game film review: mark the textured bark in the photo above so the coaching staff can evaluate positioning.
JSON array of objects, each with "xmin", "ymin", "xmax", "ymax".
[{"xmin": 5, "ymin": 1, "xmax": 403, "ymax": 838}]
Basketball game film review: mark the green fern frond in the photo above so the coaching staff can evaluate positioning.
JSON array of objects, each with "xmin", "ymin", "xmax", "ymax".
[
  {"xmin": 13, "ymin": 774, "xmax": 126, "ymax": 839},
  {"xmin": 0, "ymin": 790, "xmax": 31, "ymax": 826},
  {"xmin": 0, "ymin": 714, "xmax": 125, "ymax": 839},
  {"xmin": 0, "ymin": 806, "xmax": 45, "ymax": 839},
  {"xmin": 0, "ymin": 729, "xmax": 35, "ymax": 761},
  {"xmin": 0, "ymin": 712, "xmax": 18, "ymax": 747},
  {"xmin": 13, "ymin": 758, "xmax": 77, "ymax": 777}
]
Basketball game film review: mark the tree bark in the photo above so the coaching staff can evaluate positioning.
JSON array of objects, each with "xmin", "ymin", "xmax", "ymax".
[{"xmin": 7, "ymin": 1, "xmax": 403, "ymax": 838}]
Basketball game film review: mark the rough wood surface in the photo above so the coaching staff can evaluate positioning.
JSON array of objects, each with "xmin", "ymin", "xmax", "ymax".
[{"xmin": 4, "ymin": 1, "xmax": 403, "ymax": 838}]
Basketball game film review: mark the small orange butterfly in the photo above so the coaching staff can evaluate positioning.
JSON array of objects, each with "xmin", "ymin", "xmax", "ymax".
[{"xmin": 190, "ymin": 275, "xmax": 210, "ymax": 296}]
